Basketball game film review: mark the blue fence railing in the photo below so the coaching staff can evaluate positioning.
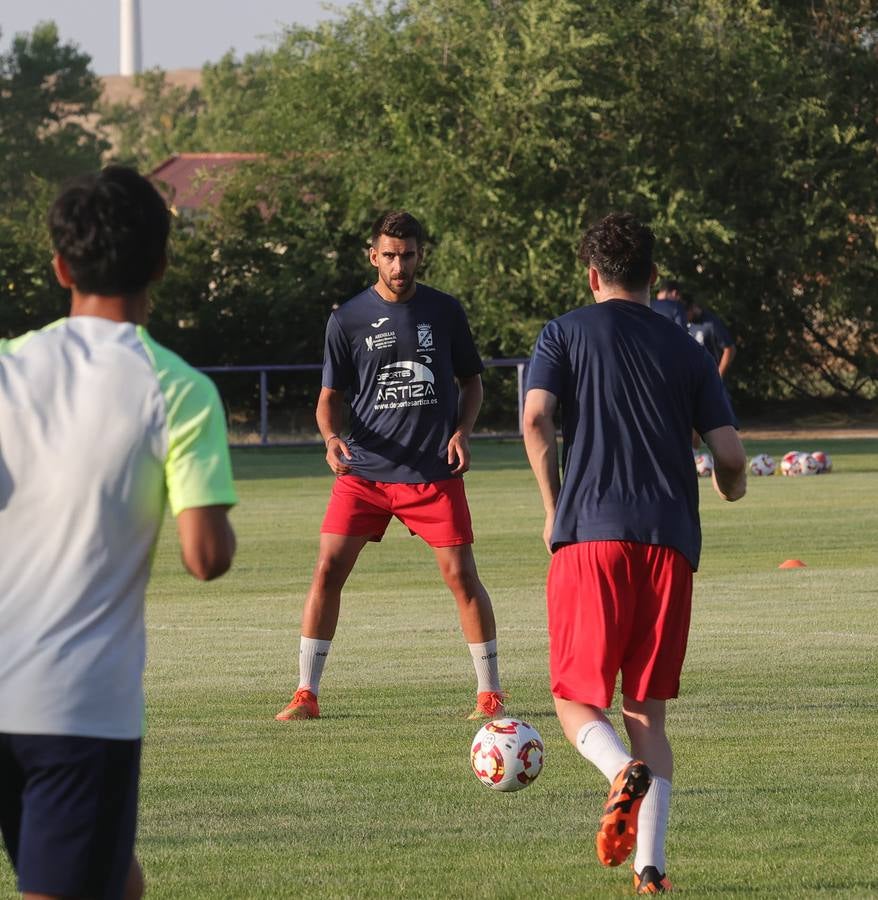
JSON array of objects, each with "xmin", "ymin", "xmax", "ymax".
[{"xmin": 198, "ymin": 359, "xmax": 530, "ymax": 447}]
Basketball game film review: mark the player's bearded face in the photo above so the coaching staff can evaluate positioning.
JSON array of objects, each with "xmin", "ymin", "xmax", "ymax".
[{"xmin": 371, "ymin": 235, "xmax": 422, "ymax": 300}]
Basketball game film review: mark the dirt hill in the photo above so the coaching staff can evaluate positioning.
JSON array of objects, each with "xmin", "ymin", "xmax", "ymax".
[{"xmin": 100, "ymin": 69, "xmax": 202, "ymax": 105}]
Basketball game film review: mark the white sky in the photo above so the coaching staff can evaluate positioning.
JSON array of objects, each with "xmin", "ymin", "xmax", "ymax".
[{"xmin": 0, "ymin": 0, "xmax": 357, "ymax": 75}]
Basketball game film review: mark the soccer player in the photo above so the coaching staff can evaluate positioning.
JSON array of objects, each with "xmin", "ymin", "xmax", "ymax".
[
  {"xmin": 523, "ymin": 213, "xmax": 746, "ymax": 894},
  {"xmin": 275, "ymin": 211, "xmax": 504, "ymax": 722},
  {"xmin": 0, "ymin": 166, "xmax": 237, "ymax": 900},
  {"xmin": 685, "ymin": 294, "xmax": 737, "ymax": 379},
  {"xmin": 650, "ymin": 278, "xmax": 687, "ymax": 329}
]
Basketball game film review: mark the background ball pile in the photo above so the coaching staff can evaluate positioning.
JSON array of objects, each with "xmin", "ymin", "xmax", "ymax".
[
  {"xmin": 694, "ymin": 451, "xmax": 714, "ymax": 477},
  {"xmin": 693, "ymin": 450, "xmax": 833, "ymax": 477},
  {"xmin": 750, "ymin": 450, "xmax": 832, "ymax": 477}
]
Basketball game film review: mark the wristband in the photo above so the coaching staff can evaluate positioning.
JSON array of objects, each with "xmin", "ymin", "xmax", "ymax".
[{"xmin": 325, "ymin": 433, "xmax": 340, "ymax": 447}]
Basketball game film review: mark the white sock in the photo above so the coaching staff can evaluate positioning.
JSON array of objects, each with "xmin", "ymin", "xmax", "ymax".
[
  {"xmin": 297, "ymin": 636, "xmax": 332, "ymax": 694},
  {"xmin": 634, "ymin": 775, "xmax": 671, "ymax": 875},
  {"xmin": 467, "ymin": 639, "xmax": 501, "ymax": 693},
  {"xmin": 576, "ymin": 720, "xmax": 632, "ymax": 782}
]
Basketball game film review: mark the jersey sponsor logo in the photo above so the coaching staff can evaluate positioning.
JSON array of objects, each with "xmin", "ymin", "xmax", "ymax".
[
  {"xmin": 374, "ymin": 360, "xmax": 438, "ymax": 408},
  {"xmin": 365, "ymin": 330, "xmax": 396, "ymax": 351},
  {"xmin": 371, "ymin": 317, "xmax": 390, "ymax": 328},
  {"xmin": 377, "ymin": 361, "xmax": 434, "ymax": 386},
  {"xmin": 417, "ymin": 323, "xmax": 434, "ymax": 350}
]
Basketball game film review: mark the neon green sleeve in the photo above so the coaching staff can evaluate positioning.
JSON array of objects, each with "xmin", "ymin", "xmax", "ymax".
[{"xmin": 137, "ymin": 328, "xmax": 238, "ymax": 516}]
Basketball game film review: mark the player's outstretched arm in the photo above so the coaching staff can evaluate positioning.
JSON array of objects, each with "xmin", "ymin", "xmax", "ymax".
[
  {"xmin": 177, "ymin": 505, "xmax": 236, "ymax": 580},
  {"xmin": 704, "ymin": 425, "xmax": 747, "ymax": 501},
  {"xmin": 522, "ymin": 388, "xmax": 561, "ymax": 553}
]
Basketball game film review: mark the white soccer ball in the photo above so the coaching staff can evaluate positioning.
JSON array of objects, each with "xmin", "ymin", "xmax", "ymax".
[
  {"xmin": 749, "ymin": 453, "xmax": 776, "ymax": 476},
  {"xmin": 797, "ymin": 452, "xmax": 820, "ymax": 476},
  {"xmin": 693, "ymin": 450, "xmax": 713, "ymax": 477},
  {"xmin": 810, "ymin": 450, "xmax": 832, "ymax": 473},
  {"xmin": 780, "ymin": 450, "xmax": 802, "ymax": 476},
  {"xmin": 470, "ymin": 718, "xmax": 544, "ymax": 792}
]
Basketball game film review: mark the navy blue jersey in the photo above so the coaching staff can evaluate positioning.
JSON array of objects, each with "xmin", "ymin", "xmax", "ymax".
[
  {"xmin": 527, "ymin": 300, "xmax": 737, "ymax": 569},
  {"xmin": 688, "ymin": 308, "xmax": 734, "ymax": 364},
  {"xmin": 650, "ymin": 298, "xmax": 687, "ymax": 328},
  {"xmin": 322, "ymin": 284, "xmax": 484, "ymax": 483}
]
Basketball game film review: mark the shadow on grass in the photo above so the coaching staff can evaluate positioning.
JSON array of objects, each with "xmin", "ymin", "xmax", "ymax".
[{"xmin": 230, "ymin": 440, "xmax": 531, "ymax": 481}]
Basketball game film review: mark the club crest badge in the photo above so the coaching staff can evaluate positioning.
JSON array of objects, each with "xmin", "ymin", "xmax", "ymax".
[{"xmin": 417, "ymin": 323, "xmax": 434, "ymax": 350}]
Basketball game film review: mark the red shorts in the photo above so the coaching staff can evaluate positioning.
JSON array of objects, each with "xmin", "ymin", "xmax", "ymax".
[
  {"xmin": 321, "ymin": 475, "xmax": 474, "ymax": 548},
  {"xmin": 546, "ymin": 541, "xmax": 693, "ymax": 707}
]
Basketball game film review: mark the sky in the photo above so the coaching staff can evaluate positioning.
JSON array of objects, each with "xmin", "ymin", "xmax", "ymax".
[{"xmin": 1, "ymin": 0, "xmax": 358, "ymax": 75}]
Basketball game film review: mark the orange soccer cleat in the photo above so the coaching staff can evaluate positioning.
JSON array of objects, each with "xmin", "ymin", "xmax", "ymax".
[
  {"xmin": 595, "ymin": 759, "xmax": 652, "ymax": 866},
  {"xmin": 275, "ymin": 688, "xmax": 320, "ymax": 721},
  {"xmin": 467, "ymin": 690, "xmax": 507, "ymax": 720},
  {"xmin": 634, "ymin": 865, "xmax": 674, "ymax": 894}
]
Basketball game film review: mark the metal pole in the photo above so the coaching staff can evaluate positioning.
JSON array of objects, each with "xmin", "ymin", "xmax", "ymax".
[
  {"xmin": 259, "ymin": 370, "xmax": 268, "ymax": 445},
  {"xmin": 516, "ymin": 362, "xmax": 527, "ymax": 436}
]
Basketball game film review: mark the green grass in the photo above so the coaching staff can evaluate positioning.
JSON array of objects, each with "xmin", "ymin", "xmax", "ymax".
[{"xmin": 3, "ymin": 439, "xmax": 877, "ymax": 897}]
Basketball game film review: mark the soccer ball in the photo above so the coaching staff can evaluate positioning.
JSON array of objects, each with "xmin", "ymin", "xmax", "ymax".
[
  {"xmin": 749, "ymin": 453, "xmax": 776, "ymax": 476},
  {"xmin": 470, "ymin": 718, "xmax": 544, "ymax": 792},
  {"xmin": 693, "ymin": 450, "xmax": 713, "ymax": 477},
  {"xmin": 810, "ymin": 450, "xmax": 832, "ymax": 473},
  {"xmin": 797, "ymin": 452, "xmax": 820, "ymax": 476},
  {"xmin": 780, "ymin": 450, "xmax": 803, "ymax": 476},
  {"xmin": 782, "ymin": 450, "xmax": 818, "ymax": 476}
]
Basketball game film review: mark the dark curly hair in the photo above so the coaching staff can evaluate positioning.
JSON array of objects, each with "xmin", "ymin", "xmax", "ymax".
[
  {"xmin": 370, "ymin": 210, "xmax": 424, "ymax": 248},
  {"xmin": 48, "ymin": 166, "xmax": 170, "ymax": 296},
  {"xmin": 578, "ymin": 212, "xmax": 655, "ymax": 291}
]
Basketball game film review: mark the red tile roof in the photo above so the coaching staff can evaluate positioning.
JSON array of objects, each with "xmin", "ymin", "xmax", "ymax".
[{"xmin": 149, "ymin": 153, "xmax": 264, "ymax": 211}]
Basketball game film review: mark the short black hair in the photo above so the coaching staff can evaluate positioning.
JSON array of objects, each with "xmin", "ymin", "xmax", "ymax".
[
  {"xmin": 657, "ymin": 278, "xmax": 681, "ymax": 294},
  {"xmin": 578, "ymin": 212, "xmax": 655, "ymax": 291},
  {"xmin": 48, "ymin": 165, "xmax": 170, "ymax": 296},
  {"xmin": 370, "ymin": 210, "xmax": 423, "ymax": 248}
]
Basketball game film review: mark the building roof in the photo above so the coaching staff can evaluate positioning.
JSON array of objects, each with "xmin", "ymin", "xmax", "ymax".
[{"xmin": 149, "ymin": 153, "xmax": 264, "ymax": 212}]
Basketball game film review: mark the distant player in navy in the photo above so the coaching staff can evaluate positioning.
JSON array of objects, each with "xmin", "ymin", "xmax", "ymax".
[
  {"xmin": 523, "ymin": 213, "xmax": 746, "ymax": 894},
  {"xmin": 685, "ymin": 293, "xmax": 737, "ymax": 380},
  {"xmin": 650, "ymin": 278, "xmax": 687, "ymax": 329},
  {"xmin": 276, "ymin": 211, "xmax": 504, "ymax": 722}
]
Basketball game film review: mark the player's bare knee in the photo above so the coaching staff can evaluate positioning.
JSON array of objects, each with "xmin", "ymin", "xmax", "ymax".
[
  {"xmin": 312, "ymin": 554, "xmax": 352, "ymax": 593},
  {"xmin": 444, "ymin": 567, "xmax": 485, "ymax": 601}
]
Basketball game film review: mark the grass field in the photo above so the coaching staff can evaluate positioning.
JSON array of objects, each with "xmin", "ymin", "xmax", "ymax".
[{"xmin": 2, "ymin": 438, "xmax": 877, "ymax": 898}]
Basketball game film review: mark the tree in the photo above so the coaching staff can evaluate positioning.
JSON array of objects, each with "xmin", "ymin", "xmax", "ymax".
[
  {"xmin": 99, "ymin": 69, "xmax": 203, "ymax": 169},
  {"xmin": 4, "ymin": 5, "xmax": 876, "ymax": 406},
  {"xmin": 235, "ymin": 0, "xmax": 876, "ymax": 400},
  {"xmin": 0, "ymin": 22, "xmax": 107, "ymax": 337},
  {"xmin": 0, "ymin": 22, "xmax": 107, "ymax": 202}
]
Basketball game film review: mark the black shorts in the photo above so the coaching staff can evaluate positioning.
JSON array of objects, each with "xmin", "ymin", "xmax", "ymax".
[{"xmin": 0, "ymin": 732, "xmax": 141, "ymax": 899}]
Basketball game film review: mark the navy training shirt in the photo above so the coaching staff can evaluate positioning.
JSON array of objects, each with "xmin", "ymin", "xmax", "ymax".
[
  {"xmin": 322, "ymin": 283, "xmax": 484, "ymax": 483},
  {"xmin": 688, "ymin": 307, "xmax": 734, "ymax": 364},
  {"xmin": 649, "ymin": 298, "xmax": 688, "ymax": 329},
  {"xmin": 527, "ymin": 300, "xmax": 738, "ymax": 570}
]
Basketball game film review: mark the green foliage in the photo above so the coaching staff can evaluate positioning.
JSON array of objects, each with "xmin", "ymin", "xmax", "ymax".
[
  {"xmin": 0, "ymin": 22, "xmax": 107, "ymax": 200},
  {"xmin": 99, "ymin": 69, "xmax": 203, "ymax": 169},
  {"xmin": 2, "ymin": 5, "xmax": 876, "ymax": 402},
  {"xmin": 0, "ymin": 176, "xmax": 67, "ymax": 335},
  {"xmin": 0, "ymin": 22, "xmax": 106, "ymax": 336},
  {"xmin": 99, "ymin": 54, "xmax": 275, "ymax": 171},
  {"xmin": 176, "ymin": 0, "xmax": 876, "ymax": 397}
]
